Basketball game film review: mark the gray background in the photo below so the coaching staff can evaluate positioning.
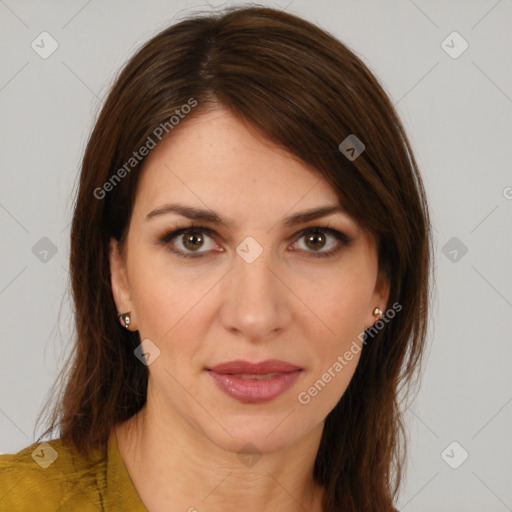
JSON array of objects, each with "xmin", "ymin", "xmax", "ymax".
[{"xmin": 1, "ymin": 0, "xmax": 511, "ymax": 510}]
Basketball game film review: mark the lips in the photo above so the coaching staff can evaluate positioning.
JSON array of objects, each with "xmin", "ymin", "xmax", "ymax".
[
  {"xmin": 205, "ymin": 359, "xmax": 303, "ymax": 403},
  {"xmin": 207, "ymin": 359, "xmax": 302, "ymax": 375}
]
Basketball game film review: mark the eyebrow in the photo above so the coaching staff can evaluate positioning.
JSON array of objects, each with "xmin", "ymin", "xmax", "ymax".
[{"xmin": 145, "ymin": 202, "xmax": 348, "ymax": 228}]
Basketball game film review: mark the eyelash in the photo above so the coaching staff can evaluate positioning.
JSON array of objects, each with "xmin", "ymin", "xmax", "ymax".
[{"xmin": 158, "ymin": 223, "xmax": 352, "ymax": 259}]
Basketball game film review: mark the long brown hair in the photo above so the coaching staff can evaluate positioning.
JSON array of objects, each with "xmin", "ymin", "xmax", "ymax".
[{"xmin": 36, "ymin": 5, "xmax": 432, "ymax": 511}]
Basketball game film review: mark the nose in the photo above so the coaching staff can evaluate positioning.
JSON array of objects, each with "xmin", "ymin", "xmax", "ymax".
[{"xmin": 219, "ymin": 244, "xmax": 292, "ymax": 341}]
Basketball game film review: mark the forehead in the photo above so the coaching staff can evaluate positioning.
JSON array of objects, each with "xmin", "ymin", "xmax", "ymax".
[{"xmin": 135, "ymin": 106, "xmax": 341, "ymax": 214}]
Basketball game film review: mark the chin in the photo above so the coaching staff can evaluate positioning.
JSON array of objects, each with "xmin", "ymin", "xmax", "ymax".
[{"xmin": 204, "ymin": 418, "xmax": 303, "ymax": 456}]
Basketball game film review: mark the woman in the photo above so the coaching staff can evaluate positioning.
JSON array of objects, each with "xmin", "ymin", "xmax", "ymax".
[{"xmin": 0, "ymin": 5, "xmax": 431, "ymax": 512}]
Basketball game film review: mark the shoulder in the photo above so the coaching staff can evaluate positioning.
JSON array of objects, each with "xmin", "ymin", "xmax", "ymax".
[{"xmin": 0, "ymin": 438, "xmax": 107, "ymax": 512}]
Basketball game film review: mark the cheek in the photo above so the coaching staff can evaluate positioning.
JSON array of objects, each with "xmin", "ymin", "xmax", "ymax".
[
  {"xmin": 127, "ymin": 246, "xmax": 220, "ymax": 355},
  {"xmin": 300, "ymin": 265, "xmax": 373, "ymax": 390},
  {"xmin": 313, "ymin": 265, "xmax": 374, "ymax": 337},
  {"xmin": 125, "ymin": 243, "xmax": 181, "ymax": 338},
  {"xmin": 297, "ymin": 297, "xmax": 367, "ymax": 413}
]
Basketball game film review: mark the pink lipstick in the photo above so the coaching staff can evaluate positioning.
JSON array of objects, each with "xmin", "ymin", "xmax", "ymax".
[{"xmin": 206, "ymin": 359, "xmax": 303, "ymax": 404}]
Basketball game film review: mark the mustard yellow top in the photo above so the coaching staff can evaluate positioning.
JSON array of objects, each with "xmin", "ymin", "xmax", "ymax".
[{"xmin": 0, "ymin": 428, "xmax": 148, "ymax": 511}]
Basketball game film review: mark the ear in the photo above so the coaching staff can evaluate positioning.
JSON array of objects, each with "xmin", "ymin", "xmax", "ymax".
[
  {"xmin": 366, "ymin": 269, "xmax": 391, "ymax": 328},
  {"xmin": 109, "ymin": 237, "xmax": 137, "ymax": 331}
]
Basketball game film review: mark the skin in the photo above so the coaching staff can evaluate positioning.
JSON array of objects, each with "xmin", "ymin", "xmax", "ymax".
[{"xmin": 110, "ymin": 105, "xmax": 390, "ymax": 512}]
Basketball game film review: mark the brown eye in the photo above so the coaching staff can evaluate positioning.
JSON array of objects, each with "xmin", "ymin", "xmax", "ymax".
[
  {"xmin": 160, "ymin": 226, "xmax": 218, "ymax": 258},
  {"xmin": 304, "ymin": 231, "xmax": 327, "ymax": 251},
  {"xmin": 181, "ymin": 231, "xmax": 205, "ymax": 251},
  {"xmin": 293, "ymin": 227, "xmax": 351, "ymax": 258}
]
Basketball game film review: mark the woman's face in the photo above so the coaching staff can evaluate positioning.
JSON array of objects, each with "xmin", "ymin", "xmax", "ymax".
[{"xmin": 110, "ymin": 105, "xmax": 389, "ymax": 454}]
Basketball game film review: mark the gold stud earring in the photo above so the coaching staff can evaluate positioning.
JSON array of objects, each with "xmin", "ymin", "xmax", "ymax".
[
  {"xmin": 372, "ymin": 307, "xmax": 383, "ymax": 319},
  {"xmin": 118, "ymin": 311, "xmax": 131, "ymax": 330}
]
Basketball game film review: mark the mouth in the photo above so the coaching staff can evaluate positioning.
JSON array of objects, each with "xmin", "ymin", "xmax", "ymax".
[
  {"xmin": 217, "ymin": 372, "xmax": 282, "ymax": 380},
  {"xmin": 206, "ymin": 359, "xmax": 302, "ymax": 374},
  {"xmin": 205, "ymin": 359, "xmax": 303, "ymax": 404}
]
